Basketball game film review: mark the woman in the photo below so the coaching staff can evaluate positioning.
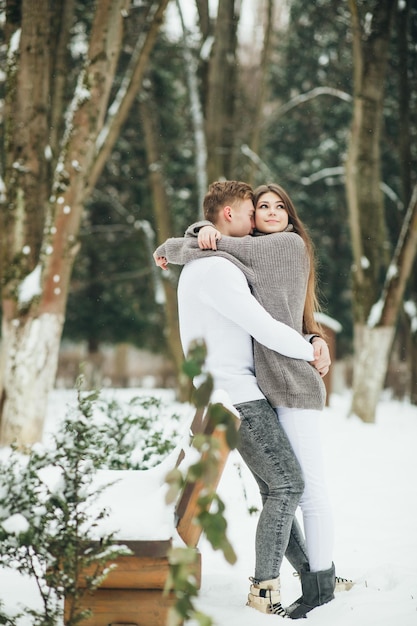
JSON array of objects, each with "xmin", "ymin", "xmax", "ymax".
[{"xmin": 194, "ymin": 183, "xmax": 334, "ymax": 618}]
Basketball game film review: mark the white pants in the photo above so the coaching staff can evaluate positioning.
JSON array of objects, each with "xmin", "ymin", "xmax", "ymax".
[{"xmin": 275, "ymin": 406, "xmax": 334, "ymax": 572}]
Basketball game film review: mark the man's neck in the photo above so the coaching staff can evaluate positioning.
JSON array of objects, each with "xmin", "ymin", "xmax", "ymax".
[{"xmin": 213, "ymin": 219, "xmax": 235, "ymax": 236}]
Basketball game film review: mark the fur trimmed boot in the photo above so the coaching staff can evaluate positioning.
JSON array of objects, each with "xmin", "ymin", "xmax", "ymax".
[
  {"xmin": 287, "ymin": 563, "xmax": 335, "ymax": 619},
  {"xmin": 247, "ymin": 576, "xmax": 288, "ymax": 617}
]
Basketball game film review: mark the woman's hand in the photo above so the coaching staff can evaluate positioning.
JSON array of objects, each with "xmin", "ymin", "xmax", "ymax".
[
  {"xmin": 153, "ymin": 252, "xmax": 168, "ymax": 270},
  {"xmin": 311, "ymin": 337, "xmax": 331, "ymax": 377},
  {"xmin": 198, "ymin": 226, "xmax": 222, "ymax": 250}
]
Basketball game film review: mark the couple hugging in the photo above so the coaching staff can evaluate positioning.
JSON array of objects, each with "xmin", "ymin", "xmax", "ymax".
[{"xmin": 153, "ymin": 180, "xmax": 352, "ymax": 619}]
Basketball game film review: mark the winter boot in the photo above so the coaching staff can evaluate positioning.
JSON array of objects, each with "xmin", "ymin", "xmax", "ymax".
[
  {"xmin": 334, "ymin": 574, "xmax": 354, "ymax": 591},
  {"xmin": 247, "ymin": 576, "xmax": 289, "ymax": 617},
  {"xmin": 287, "ymin": 562, "xmax": 335, "ymax": 619},
  {"xmin": 293, "ymin": 570, "xmax": 354, "ymax": 592}
]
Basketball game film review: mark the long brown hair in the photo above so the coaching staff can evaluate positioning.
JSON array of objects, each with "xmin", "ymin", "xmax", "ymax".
[{"xmin": 253, "ymin": 183, "xmax": 323, "ymax": 336}]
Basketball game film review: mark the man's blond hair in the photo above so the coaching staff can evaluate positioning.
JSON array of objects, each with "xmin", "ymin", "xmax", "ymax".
[{"xmin": 203, "ymin": 181, "xmax": 254, "ymax": 223}]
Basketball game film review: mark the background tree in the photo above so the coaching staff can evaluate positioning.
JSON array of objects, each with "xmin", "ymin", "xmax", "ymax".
[
  {"xmin": 0, "ymin": 0, "xmax": 170, "ymax": 446},
  {"xmin": 205, "ymin": 0, "xmax": 240, "ymax": 181},
  {"xmin": 248, "ymin": 0, "xmax": 355, "ymax": 353},
  {"xmin": 345, "ymin": 0, "xmax": 413, "ymax": 423},
  {"xmin": 2, "ymin": 0, "xmax": 416, "ymax": 447}
]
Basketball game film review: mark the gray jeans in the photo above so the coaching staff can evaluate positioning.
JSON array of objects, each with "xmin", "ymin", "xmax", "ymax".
[{"xmin": 235, "ymin": 399, "xmax": 309, "ymax": 581}]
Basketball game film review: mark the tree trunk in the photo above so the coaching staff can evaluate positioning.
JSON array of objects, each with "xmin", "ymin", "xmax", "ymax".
[
  {"xmin": 0, "ymin": 313, "xmax": 64, "ymax": 445},
  {"xmin": 397, "ymin": 0, "xmax": 417, "ymax": 404},
  {"xmin": 409, "ymin": 314, "xmax": 417, "ymax": 405},
  {"xmin": 176, "ymin": 0, "xmax": 207, "ymax": 214},
  {"xmin": 350, "ymin": 325, "xmax": 395, "ymax": 422},
  {"xmin": 49, "ymin": 0, "xmax": 76, "ymax": 156},
  {"xmin": 205, "ymin": 0, "xmax": 240, "ymax": 181},
  {"xmin": 0, "ymin": 0, "xmax": 169, "ymax": 446},
  {"xmin": 350, "ymin": 182, "xmax": 417, "ymax": 420},
  {"xmin": 139, "ymin": 93, "xmax": 185, "ymax": 385},
  {"xmin": 345, "ymin": 0, "xmax": 397, "ymax": 422},
  {"xmin": 247, "ymin": 0, "xmax": 274, "ymax": 186},
  {"xmin": 88, "ymin": 0, "xmax": 171, "ymax": 197}
]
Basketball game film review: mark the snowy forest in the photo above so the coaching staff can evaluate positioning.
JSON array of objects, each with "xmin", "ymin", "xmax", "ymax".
[
  {"xmin": 0, "ymin": 1, "xmax": 417, "ymax": 626},
  {"xmin": 0, "ymin": 0, "xmax": 416, "ymax": 440}
]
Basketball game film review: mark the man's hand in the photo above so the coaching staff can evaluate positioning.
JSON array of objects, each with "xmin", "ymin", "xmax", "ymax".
[
  {"xmin": 198, "ymin": 225, "xmax": 222, "ymax": 250},
  {"xmin": 153, "ymin": 251, "xmax": 168, "ymax": 270},
  {"xmin": 311, "ymin": 337, "xmax": 331, "ymax": 377}
]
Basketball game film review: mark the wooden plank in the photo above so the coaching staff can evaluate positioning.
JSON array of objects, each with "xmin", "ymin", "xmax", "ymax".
[
  {"xmin": 121, "ymin": 540, "xmax": 172, "ymax": 558},
  {"xmin": 65, "ymin": 589, "xmax": 177, "ymax": 626},
  {"xmin": 176, "ymin": 419, "xmax": 238, "ymax": 547},
  {"xmin": 76, "ymin": 550, "xmax": 201, "ymax": 590},
  {"xmin": 64, "ymin": 403, "xmax": 236, "ymax": 624}
]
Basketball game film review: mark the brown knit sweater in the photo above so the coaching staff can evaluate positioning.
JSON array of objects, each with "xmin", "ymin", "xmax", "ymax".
[{"xmin": 155, "ymin": 228, "xmax": 326, "ymax": 410}]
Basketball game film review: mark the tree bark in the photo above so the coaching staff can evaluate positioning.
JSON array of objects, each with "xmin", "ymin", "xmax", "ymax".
[
  {"xmin": 351, "ymin": 324, "xmax": 395, "ymax": 422},
  {"xmin": 88, "ymin": 0, "xmax": 171, "ymax": 197},
  {"xmin": 350, "ymin": 183, "xmax": 417, "ymax": 420},
  {"xmin": 176, "ymin": 0, "xmax": 207, "ymax": 214},
  {"xmin": 247, "ymin": 0, "xmax": 274, "ymax": 186},
  {"xmin": 345, "ymin": 0, "xmax": 397, "ymax": 422},
  {"xmin": 0, "ymin": 0, "xmax": 168, "ymax": 446},
  {"xmin": 205, "ymin": 0, "xmax": 240, "ymax": 182},
  {"xmin": 49, "ymin": 0, "xmax": 76, "ymax": 157},
  {"xmin": 346, "ymin": 0, "xmax": 396, "ymax": 323},
  {"xmin": 0, "ymin": 313, "xmax": 64, "ymax": 446},
  {"xmin": 139, "ymin": 93, "xmax": 185, "ymax": 385}
]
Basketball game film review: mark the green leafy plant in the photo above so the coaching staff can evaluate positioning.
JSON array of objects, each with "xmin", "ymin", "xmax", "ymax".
[
  {"xmin": 164, "ymin": 339, "xmax": 239, "ymax": 626},
  {"xmin": 0, "ymin": 379, "xmax": 131, "ymax": 626},
  {"xmin": 90, "ymin": 394, "xmax": 182, "ymax": 470}
]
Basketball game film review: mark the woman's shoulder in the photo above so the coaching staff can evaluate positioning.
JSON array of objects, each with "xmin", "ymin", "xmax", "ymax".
[{"xmin": 252, "ymin": 231, "xmax": 305, "ymax": 249}]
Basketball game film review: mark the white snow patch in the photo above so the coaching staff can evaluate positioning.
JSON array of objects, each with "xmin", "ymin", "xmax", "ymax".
[
  {"xmin": 364, "ymin": 12, "xmax": 373, "ymax": 35},
  {"xmin": 2, "ymin": 513, "xmax": 29, "ymax": 535},
  {"xmin": 75, "ymin": 84, "xmax": 91, "ymax": 103},
  {"xmin": 314, "ymin": 312, "xmax": 342, "ymax": 333},
  {"xmin": 1, "ymin": 389, "xmax": 417, "ymax": 625},
  {"xmin": 367, "ymin": 299, "xmax": 383, "ymax": 328},
  {"xmin": 18, "ymin": 265, "xmax": 42, "ymax": 305},
  {"xmin": 386, "ymin": 263, "xmax": 398, "ymax": 280},
  {"xmin": 200, "ymin": 36, "xmax": 215, "ymax": 61},
  {"xmin": 0, "ymin": 175, "xmax": 6, "ymax": 202},
  {"xmin": 8, "ymin": 28, "xmax": 21, "ymax": 57},
  {"xmin": 404, "ymin": 300, "xmax": 417, "ymax": 333}
]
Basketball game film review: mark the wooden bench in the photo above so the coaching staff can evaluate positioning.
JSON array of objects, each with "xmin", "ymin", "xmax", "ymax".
[{"xmin": 64, "ymin": 403, "xmax": 238, "ymax": 626}]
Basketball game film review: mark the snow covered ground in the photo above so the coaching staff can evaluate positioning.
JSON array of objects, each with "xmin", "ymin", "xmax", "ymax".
[{"xmin": 0, "ymin": 388, "xmax": 416, "ymax": 625}]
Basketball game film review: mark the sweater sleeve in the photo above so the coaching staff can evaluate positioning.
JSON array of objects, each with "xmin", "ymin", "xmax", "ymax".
[
  {"xmin": 184, "ymin": 220, "xmax": 214, "ymax": 237},
  {"xmin": 154, "ymin": 237, "xmax": 212, "ymax": 266},
  {"xmin": 200, "ymin": 259, "xmax": 314, "ymax": 361},
  {"xmin": 184, "ymin": 222, "xmax": 254, "ymax": 264}
]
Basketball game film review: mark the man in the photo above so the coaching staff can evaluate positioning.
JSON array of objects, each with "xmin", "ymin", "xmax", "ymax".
[{"xmin": 154, "ymin": 181, "xmax": 330, "ymax": 616}]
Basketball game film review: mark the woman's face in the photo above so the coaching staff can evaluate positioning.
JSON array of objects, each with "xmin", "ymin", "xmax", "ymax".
[{"xmin": 255, "ymin": 192, "xmax": 289, "ymax": 234}]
